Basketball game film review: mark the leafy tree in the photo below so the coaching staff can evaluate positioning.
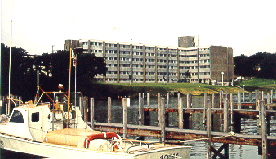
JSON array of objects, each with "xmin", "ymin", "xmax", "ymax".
[
  {"xmin": 36, "ymin": 51, "xmax": 107, "ymax": 96},
  {"xmin": 1, "ymin": 43, "xmax": 107, "ymax": 100},
  {"xmin": 1, "ymin": 43, "xmax": 32, "ymax": 100},
  {"xmin": 234, "ymin": 52, "xmax": 276, "ymax": 80},
  {"xmin": 258, "ymin": 53, "xmax": 276, "ymax": 79},
  {"xmin": 248, "ymin": 52, "xmax": 268, "ymax": 77},
  {"xmin": 234, "ymin": 54, "xmax": 252, "ymax": 77}
]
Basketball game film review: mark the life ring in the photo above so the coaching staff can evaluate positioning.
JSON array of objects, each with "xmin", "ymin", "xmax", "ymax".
[{"xmin": 84, "ymin": 132, "xmax": 121, "ymax": 151}]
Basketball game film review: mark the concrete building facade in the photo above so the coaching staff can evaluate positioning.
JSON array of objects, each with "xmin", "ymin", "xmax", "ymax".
[{"xmin": 64, "ymin": 36, "xmax": 234, "ymax": 85}]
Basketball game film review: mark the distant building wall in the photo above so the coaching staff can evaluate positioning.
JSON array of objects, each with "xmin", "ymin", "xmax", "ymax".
[
  {"xmin": 64, "ymin": 37, "xmax": 234, "ymax": 84},
  {"xmin": 178, "ymin": 36, "xmax": 195, "ymax": 48},
  {"xmin": 210, "ymin": 46, "xmax": 233, "ymax": 83},
  {"xmin": 64, "ymin": 40, "xmax": 79, "ymax": 51}
]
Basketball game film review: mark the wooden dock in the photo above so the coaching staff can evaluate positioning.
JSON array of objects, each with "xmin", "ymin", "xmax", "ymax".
[
  {"xmin": 83, "ymin": 90, "xmax": 276, "ymax": 158},
  {"xmin": 92, "ymin": 122, "xmax": 276, "ymax": 146}
]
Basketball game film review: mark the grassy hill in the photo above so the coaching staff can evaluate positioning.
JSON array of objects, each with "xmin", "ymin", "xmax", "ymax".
[
  {"xmin": 237, "ymin": 78, "xmax": 276, "ymax": 92},
  {"xmin": 84, "ymin": 78, "xmax": 276, "ymax": 100}
]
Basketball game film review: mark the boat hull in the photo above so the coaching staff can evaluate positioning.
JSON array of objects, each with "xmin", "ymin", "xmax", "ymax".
[{"xmin": 0, "ymin": 133, "xmax": 190, "ymax": 159}]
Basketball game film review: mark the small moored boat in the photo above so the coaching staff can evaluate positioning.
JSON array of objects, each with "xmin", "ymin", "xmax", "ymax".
[{"xmin": 0, "ymin": 91, "xmax": 190, "ymax": 159}]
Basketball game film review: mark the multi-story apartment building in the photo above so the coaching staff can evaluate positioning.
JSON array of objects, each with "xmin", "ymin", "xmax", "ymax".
[{"xmin": 64, "ymin": 36, "xmax": 234, "ymax": 85}]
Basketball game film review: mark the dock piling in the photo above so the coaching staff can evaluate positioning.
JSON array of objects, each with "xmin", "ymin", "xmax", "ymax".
[
  {"xmin": 147, "ymin": 93, "xmax": 150, "ymax": 107},
  {"xmin": 260, "ymin": 100, "xmax": 267, "ymax": 159},
  {"xmin": 223, "ymin": 98, "xmax": 229, "ymax": 133},
  {"xmin": 238, "ymin": 92, "xmax": 241, "ymax": 109},
  {"xmin": 230, "ymin": 93, "xmax": 234, "ymax": 132},
  {"xmin": 160, "ymin": 97, "xmax": 166, "ymax": 144},
  {"xmin": 178, "ymin": 94, "xmax": 183, "ymax": 129},
  {"xmin": 187, "ymin": 93, "xmax": 192, "ymax": 108},
  {"xmin": 122, "ymin": 98, "xmax": 127, "ymax": 138},
  {"xmin": 139, "ymin": 93, "xmax": 144, "ymax": 125},
  {"xmin": 207, "ymin": 99, "xmax": 212, "ymax": 159},
  {"xmin": 83, "ymin": 96, "xmax": 88, "ymax": 122},
  {"xmin": 249, "ymin": 92, "xmax": 253, "ymax": 103},
  {"xmin": 108, "ymin": 97, "xmax": 112, "ymax": 123},
  {"xmin": 90, "ymin": 98, "xmax": 94, "ymax": 129},
  {"xmin": 203, "ymin": 93, "xmax": 207, "ymax": 124}
]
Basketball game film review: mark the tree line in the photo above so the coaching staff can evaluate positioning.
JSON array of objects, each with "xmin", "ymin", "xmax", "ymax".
[
  {"xmin": 234, "ymin": 52, "xmax": 276, "ymax": 79},
  {"xmin": 1, "ymin": 43, "xmax": 107, "ymax": 101}
]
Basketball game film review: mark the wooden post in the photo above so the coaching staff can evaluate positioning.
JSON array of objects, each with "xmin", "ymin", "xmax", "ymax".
[
  {"xmin": 267, "ymin": 92, "xmax": 270, "ymax": 104},
  {"xmin": 211, "ymin": 93, "xmax": 215, "ymax": 108},
  {"xmin": 267, "ymin": 93, "xmax": 271, "ymax": 110},
  {"xmin": 187, "ymin": 93, "xmax": 192, "ymax": 108},
  {"xmin": 158, "ymin": 93, "xmax": 161, "ymax": 126},
  {"xmin": 178, "ymin": 95, "xmax": 183, "ymax": 129},
  {"xmin": 139, "ymin": 93, "xmax": 144, "ymax": 125},
  {"xmin": 223, "ymin": 97, "xmax": 230, "ymax": 157},
  {"xmin": 145, "ymin": 93, "xmax": 150, "ymax": 126},
  {"xmin": 270, "ymin": 90, "xmax": 273, "ymax": 103},
  {"xmin": 274, "ymin": 90, "xmax": 276, "ymax": 102},
  {"xmin": 83, "ymin": 96, "xmax": 88, "ymax": 122},
  {"xmin": 238, "ymin": 92, "xmax": 241, "ymax": 109},
  {"xmin": 79, "ymin": 96, "xmax": 83, "ymax": 119},
  {"xmin": 256, "ymin": 90, "xmax": 260, "ymax": 110},
  {"xmin": 230, "ymin": 93, "xmax": 234, "ymax": 132},
  {"xmin": 147, "ymin": 93, "xmax": 150, "ymax": 107},
  {"xmin": 275, "ymin": 90, "xmax": 276, "ymax": 103},
  {"xmin": 160, "ymin": 97, "xmax": 166, "ymax": 144},
  {"xmin": 108, "ymin": 97, "xmax": 112, "ymax": 123},
  {"xmin": 167, "ymin": 92, "xmax": 169, "ymax": 108},
  {"xmin": 243, "ymin": 90, "xmax": 245, "ymax": 102},
  {"xmin": 261, "ymin": 91, "xmax": 264, "ymax": 100},
  {"xmin": 249, "ymin": 92, "xmax": 253, "ymax": 103},
  {"xmin": 207, "ymin": 99, "xmax": 212, "ymax": 159},
  {"xmin": 223, "ymin": 98, "xmax": 229, "ymax": 133},
  {"xmin": 122, "ymin": 98, "xmax": 127, "ymax": 138},
  {"xmin": 90, "ymin": 98, "xmax": 94, "ymax": 128},
  {"xmin": 260, "ymin": 100, "xmax": 267, "ymax": 159},
  {"xmin": 275, "ymin": 90, "xmax": 276, "ymax": 101},
  {"xmin": 203, "ymin": 93, "xmax": 207, "ymax": 124},
  {"xmin": 219, "ymin": 91, "xmax": 222, "ymax": 108}
]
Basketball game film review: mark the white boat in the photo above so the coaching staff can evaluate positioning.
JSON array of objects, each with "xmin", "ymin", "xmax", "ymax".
[{"xmin": 0, "ymin": 92, "xmax": 190, "ymax": 159}]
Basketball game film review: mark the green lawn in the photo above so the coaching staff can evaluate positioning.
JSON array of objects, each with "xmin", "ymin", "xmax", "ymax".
[
  {"xmin": 238, "ymin": 78, "xmax": 276, "ymax": 87},
  {"xmin": 102, "ymin": 82, "xmax": 244, "ymax": 95},
  {"xmin": 237, "ymin": 78, "xmax": 276, "ymax": 92}
]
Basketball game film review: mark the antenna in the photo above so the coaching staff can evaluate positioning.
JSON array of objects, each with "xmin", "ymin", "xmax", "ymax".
[
  {"xmin": 52, "ymin": 45, "xmax": 55, "ymax": 53},
  {"xmin": 198, "ymin": 35, "xmax": 199, "ymax": 47}
]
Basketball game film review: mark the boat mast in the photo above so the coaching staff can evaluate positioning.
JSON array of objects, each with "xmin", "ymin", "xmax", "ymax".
[
  {"xmin": 8, "ymin": 0, "xmax": 14, "ymax": 115},
  {"xmin": 67, "ymin": 41, "xmax": 73, "ymax": 128}
]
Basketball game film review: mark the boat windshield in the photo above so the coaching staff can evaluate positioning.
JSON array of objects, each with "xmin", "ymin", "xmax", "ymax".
[{"xmin": 10, "ymin": 110, "xmax": 24, "ymax": 123}]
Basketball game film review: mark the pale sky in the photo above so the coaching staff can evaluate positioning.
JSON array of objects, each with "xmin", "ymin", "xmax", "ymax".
[{"xmin": 1, "ymin": 0, "xmax": 276, "ymax": 56}]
